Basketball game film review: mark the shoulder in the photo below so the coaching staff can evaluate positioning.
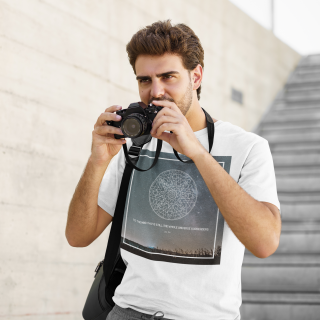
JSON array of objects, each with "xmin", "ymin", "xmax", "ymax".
[
  {"xmin": 212, "ymin": 120, "xmax": 269, "ymax": 159},
  {"xmin": 216, "ymin": 120, "xmax": 267, "ymax": 146}
]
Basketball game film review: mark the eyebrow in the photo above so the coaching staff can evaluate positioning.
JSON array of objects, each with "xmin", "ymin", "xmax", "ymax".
[{"xmin": 136, "ymin": 71, "xmax": 180, "ymax": 81}]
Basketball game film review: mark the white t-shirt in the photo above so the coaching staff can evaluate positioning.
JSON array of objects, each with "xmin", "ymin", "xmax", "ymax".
[{"xmin": 98, "ymin": 119, "xmax": 280, "ymax": 320}]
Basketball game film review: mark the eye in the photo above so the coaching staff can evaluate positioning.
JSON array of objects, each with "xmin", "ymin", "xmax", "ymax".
[
  {"xmin": 164, "ymin": 75, "xmax": 173, "ymax": 79},
  {"xmin": 139, "ymin": 79, "xmax": 150, "ymax": 84}
]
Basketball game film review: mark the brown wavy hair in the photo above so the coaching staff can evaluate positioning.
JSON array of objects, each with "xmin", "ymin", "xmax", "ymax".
[{"xmin": 126, "ymin": 20, "xmax": 204, "ymax": 100}]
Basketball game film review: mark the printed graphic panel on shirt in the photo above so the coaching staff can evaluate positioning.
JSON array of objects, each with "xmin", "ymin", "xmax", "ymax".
[{"xmin": 120, "ymin": 150, "xmax": 232, "ymax": 265}]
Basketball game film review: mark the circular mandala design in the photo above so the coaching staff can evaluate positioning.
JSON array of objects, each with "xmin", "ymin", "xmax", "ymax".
[{"xmin": 149, "ymin": 169, "xmax": 197, "ymax": 220}]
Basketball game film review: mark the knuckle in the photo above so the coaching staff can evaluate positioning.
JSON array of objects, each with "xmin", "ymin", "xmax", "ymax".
[{"xmin": 95, "ymin": 126, "xmax": 106, "ymax": 135}]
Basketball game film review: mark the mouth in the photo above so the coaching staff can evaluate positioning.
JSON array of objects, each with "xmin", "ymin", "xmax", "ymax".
[{"xmin": 148, "ymin": 97, "xmax": 175, "ymax": 104}]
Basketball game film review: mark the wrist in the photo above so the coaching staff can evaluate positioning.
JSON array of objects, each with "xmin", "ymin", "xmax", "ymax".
[
  {"xmin": 88, "ymin": 154, "xmax": 113, "ymax": 171},
  {"xmin": 190, "ymin": 145, "xmax": 208, "ymax": 162}
]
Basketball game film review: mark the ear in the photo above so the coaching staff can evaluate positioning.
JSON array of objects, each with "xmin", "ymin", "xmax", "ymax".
[{"xmin": 191, "ymin": 64, "xmax": 203, "ymax": 90}]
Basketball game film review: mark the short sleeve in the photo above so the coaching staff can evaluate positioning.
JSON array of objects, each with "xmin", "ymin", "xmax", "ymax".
[
  {"xmin": 238, "ymin": 139, "xmax": 281, "ymax": 213},
  {"xmin": 98, "ymin": 142, "xmax": 130, "ymax": 217}
]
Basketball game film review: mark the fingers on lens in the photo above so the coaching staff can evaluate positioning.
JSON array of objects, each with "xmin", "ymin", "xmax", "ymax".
[
  {"xmin": 106, "ymin": 137, "xmax": 126, "ymax": 144},
  {"xmin": 100, "ymin": 112, "xmax": 121, "ymax": 124},
  {"xmin": 106, "ymin": 105, "xmax": 122, "ymax": 112},
  {"xmin": 96, "ymin": 125, "xmax": 122, "ymax": 135}
]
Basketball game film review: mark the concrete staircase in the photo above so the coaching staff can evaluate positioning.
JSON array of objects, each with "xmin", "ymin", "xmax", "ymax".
[{"xmin": 240, "ymin": 54, "xmax": 320, "ymax": 320}]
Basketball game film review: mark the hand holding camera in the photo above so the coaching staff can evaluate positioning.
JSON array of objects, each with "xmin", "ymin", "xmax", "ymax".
[
  {"xmin": 150, "ymin": 100, "xmax": 209, "ymax": 161},
  {"xmin": 91, "ymin": 102, "xmax": 162, "ymax": 167},
  {"xmin": 90, "ymin": 105, "xmax": 127, "ymax": 167},
  {"xmin": 92, "ymin": 100, "xmax": 206, "ymax": 167},
  {"xmin": 106, "ymin": 102, "xmax": 163, "ymax": 139}
]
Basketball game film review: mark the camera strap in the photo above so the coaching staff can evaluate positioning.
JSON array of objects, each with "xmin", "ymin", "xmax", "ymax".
[
  {"xmin": 122, "ymin": 138, "xmax": 162, "ymax": 172},
  {"xmin": 102, "ymin": 143, "xmax": 141, "ymax": 304},
  {"xmin": 172, "ymin": 108, "xmax": 215, "ymax": 163}
]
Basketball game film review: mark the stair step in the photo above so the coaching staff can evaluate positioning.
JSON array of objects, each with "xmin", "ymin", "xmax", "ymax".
[
  {"xmin": 242, "ymin": 266, "xmax": 320, "ymax": 292},
  {"xmin": 279, "ymin": 203, "xmax": 320, "ymax": 221},
  {"xmin": 273, "ymin": 103, "xmax": 320, "ymax": 110},
  {"xmin": 294, "ymin": 65, "xmax": 320, "ymax": 74},
  {"xmin": 286, "ymin": 80, "xmax": 320, "ymax": 90},
  {"xmin": 271, "ymin": 104, "xmax": 320, "ymax": 115},
  {"xmin": 281, "ymin": 221, "xmax": 320, "ymax": 233},
  {"xmin": 285, "ymin": 96, "xmax": 320, "ymax": 104},
  {"xmin": 273, "ymin": 148, "xmax": 320, "ymax": 156},
  {"xmin": 275, "ymin": 166, "xmax": 320, "ymax": 176},
  {"xmin": 269, "ymin": 141, "xmax": 320, "ymax": 154},
  {"xmin": 275, "ymin": 97, "xmax": 320, "ymax": 107},
  {"xmin": 290, "ymin": 73, "xmax": 320, "ymax": 82},
  {"xmin": 277, "ymin": 176, "xmax": 320, "ymax": 192},
  {"xmin": 301, "ymin": 54, "xmax": 320, "ymax": 65},
  {"xmin": 243, "ymin": 252, "xmax": 320, "ymax": 266},
  {"xmin": 284, "ymin": 90, "xmax": 320, "ymax": 100},
  {"xmin": 242, "ymin": 291, "xmax": 320, "ymax": 304},
  {"xmin": 278, "ymin": 191, "xmax": 320, "ymax": 203},
  {"xmin": 276, "ymin": 231, "xmax": 320, "ymax": 253},
  {"xmin": 260, "ymin": 119, "xmax": 320, "ymax": 130},
  {"xmin": 260, "ymin": 125, "xmax": 320, "ymax": 135},
  {"xmin": 273, "ymin": 153, "xmax": 320, "ymax": 166},
  {"xmin": 261, "ymin": 131, "xmax": 320, "ymax": 143},
  {"xmin": 242, "ymin": 290, "xmax": 320, "ymax": 304},
  {"xmin": 286, "ymin": 83, "xmax": 320, "ymax": 92},
  {"xmin": 240, "ymin": 293, "xmax": 320, "ymax": 320}
]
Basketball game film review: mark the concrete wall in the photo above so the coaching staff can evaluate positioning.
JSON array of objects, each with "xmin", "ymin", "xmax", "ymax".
[{"xmin": 0, "ymin": 0, "xmax": 300, "ymax": 318}]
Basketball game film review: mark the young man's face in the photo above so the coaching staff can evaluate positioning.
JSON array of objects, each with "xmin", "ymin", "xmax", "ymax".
[{"xmin": 135, "ymin": 53, "xmax": 195, "ymax": 116}]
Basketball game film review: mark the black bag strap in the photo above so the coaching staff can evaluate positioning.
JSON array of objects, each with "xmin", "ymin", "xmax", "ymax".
[
  {"xmin": 102, "ymin": 143, "xmax": 140, "ymax": 288},
  {"xmin": 173, "ymin": 108, "xmax": 215, "ymax": 163}
]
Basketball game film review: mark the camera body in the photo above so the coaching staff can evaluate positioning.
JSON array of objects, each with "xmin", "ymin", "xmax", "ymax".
[{"xmin": 106, "ymin": 102, "xmax": 163, "ymax": 139}]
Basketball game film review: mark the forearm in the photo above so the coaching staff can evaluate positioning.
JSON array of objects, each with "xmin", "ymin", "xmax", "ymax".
[
  {"xmin": 66, "ymin": 156, "xmax": 111, "ymax": 246},
  {"xmin": 193, "ymin": 151, "xmax": 279, "ymax": 258}
]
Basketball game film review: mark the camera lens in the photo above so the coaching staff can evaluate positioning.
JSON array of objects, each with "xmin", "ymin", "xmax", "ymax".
[{"xmin": 121, "ymin": 113, "xmax": 148, "ymax": 138}]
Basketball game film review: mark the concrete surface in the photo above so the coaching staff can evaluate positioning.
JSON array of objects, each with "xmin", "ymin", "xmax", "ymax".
[{"xmin": 0, "ymin": 0, "xmax": 301, "ymax": 317}]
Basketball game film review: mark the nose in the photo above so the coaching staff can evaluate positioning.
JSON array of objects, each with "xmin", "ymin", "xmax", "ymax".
[{"xmin": 150, "ymin": 79, "xmax": 165, "ymax": 99}]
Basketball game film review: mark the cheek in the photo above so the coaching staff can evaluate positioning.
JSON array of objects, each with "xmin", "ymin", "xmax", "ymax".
[
  {"xmin": 168, "ymin": 82, "xmax": 187, "ymax": 98},
  {"xmin": 139, "ymin": 88, "xmax": 149, "ymax": 104},
  {"xmin": 139, "ymin": 88, "xmax": 146, "ymax": 97}
]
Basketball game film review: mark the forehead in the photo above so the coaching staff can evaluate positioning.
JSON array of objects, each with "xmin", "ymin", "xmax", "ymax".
[{"xmin": 135, "ymin": 53, "xmax": 186, "ymax": 75}]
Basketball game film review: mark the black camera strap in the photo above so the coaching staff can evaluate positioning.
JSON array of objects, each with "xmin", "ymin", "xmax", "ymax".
[
  {"xmin": 122, "ymin": 138, "xmax": 162, "ymax": 172},
  {"xmin": 173, "ymin": 108, "xmax": 215, "ymax": 163}
]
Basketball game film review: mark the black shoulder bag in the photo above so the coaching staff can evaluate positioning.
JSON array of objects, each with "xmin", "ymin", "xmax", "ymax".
[{"xmin": 82, "ymin": 109, "xmax": 214, "ymax": 320}]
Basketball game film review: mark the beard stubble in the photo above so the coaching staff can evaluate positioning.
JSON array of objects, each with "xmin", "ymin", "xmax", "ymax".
[{"xmin": 148, "ymin": 80, "xmax": 193, "ymax": 116}]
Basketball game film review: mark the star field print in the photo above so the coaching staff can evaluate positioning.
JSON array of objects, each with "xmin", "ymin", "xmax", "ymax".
[
  {"xmin": 149, "ymin": 170, "xmax": 197, "ymax": 220},
  {"xmin": 120, "ymin": 149, "xmax": 232, "ymax": 265}
]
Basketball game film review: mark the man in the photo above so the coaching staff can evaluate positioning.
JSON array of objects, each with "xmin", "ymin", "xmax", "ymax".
[{"xmin": 66, "ymin": 20, "xmax": 281, "ymax": 320}]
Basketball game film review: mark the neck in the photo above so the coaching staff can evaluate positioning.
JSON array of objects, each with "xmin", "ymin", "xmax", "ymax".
[{"xmin": 185, "ymin": 99, "xmax": 207, "ymax": 132}]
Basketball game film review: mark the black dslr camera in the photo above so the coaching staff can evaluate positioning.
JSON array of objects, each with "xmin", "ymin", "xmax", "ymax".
[{"xmin": 106, "ymin": 102, "xmax": 163, "ymax": 139}]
